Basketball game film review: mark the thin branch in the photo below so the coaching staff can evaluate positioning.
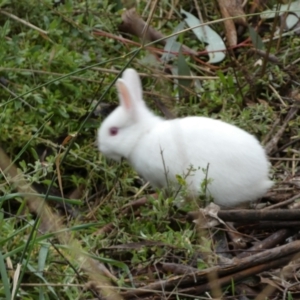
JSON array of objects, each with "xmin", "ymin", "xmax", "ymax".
[{"xmin": 0, "ymin": 9, "xmax": 48, "ymax": 36}]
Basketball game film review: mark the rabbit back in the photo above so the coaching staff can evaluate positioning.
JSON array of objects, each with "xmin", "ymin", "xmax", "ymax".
[{"xmin": 128, "ymin": 116, "xmax": 272, "ymax": 207}]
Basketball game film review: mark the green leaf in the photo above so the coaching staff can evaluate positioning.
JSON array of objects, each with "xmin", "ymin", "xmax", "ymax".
[
  {"xmin": 161, "ymin": 21, "xmax": 185, "ymax": 62},
  {"xmin": 0, "ymin": 20, "xmax": 10, "ymax": 38},
  {"xmin": 178, "ymin": 47, "xmax": 192, "ymax": 93},
  {"xmin": 27, "ymin": 262, "xmax": 58, "ymax": 298},
  {"xmin": 249, "ymin": 26, "xmax": 264, "ymax": 50},
  {"xmin": 0, "ymin": 0, "xmax": 10, "ymax": 8},
  {"xmin": 38, "ymin": 244, "xmax": 51, "ymax": 300},
  {"xmin": 0, "ymin": 250, "xmax": 11, "ymax": 299}
]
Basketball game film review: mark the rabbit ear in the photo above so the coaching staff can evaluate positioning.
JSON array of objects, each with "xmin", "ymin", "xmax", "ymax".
[
  {"xmin": 121, "ymin": 69, "xmax": 143, "ymax": 102},
  {"xmin": 116, "ymin": 79, "xmax": 138, "ymax": 112}
]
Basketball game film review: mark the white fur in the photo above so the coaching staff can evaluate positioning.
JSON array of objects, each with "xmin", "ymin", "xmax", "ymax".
[{"xmin": 97, "ymin": 68, "xmax": 273, "ymax": 208}]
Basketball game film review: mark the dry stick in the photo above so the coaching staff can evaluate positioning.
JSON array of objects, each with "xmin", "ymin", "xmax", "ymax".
[
  {"xmin": 120, "ymin": 240, "xmax": 300, "ymax": 298},
  {"xmin": 0, "ymin": 147, "xmax": 122, "ymax": 300},
  {"xmin": 245, "ymin": 221, "xmax": 300, "ymax": 229},
  {"xmin": 282, "ymin": 282, "xmax": 300, "ymax": 300},
  {"xmin": 179, "ymin": 255, "xmax": 293, "ymax": 297},
  {"xmin": 0, "ymin": 67, "xmax": 108, "ymax": 83},
  {"xmin": 265, "ymin": 106, "xmax": 299, "ymax": 155},
  {"xmin": 237, "ymin": 229, "xmax": 292, "ymax": 258},
  {"xmin": 269, "ymin": 157, "xmax": 300, "ymax": 161},
  {"xmin": 260, "ymin": 3, "xmax": 279, "ymax": 77},
  {"xmin": 161, "ymin": 263, "xmax": 199, "ymax": 276},
  {"xmin": 274, "ymin": 137, "xmax": 300, "ymax": 155},
  {"xmin": 262, "ymin": 117, "xmax": 280, "ymax": 145},
  {"xmin": 141, "ymin": 0, "xmax": 159, "ymax": 45},
  {"xmin": 217, "ymin": 208, "xmax": 300, "ymax": 222},
  {"xmin": 268, "ymin": 83, "xmax": 287, "ymax": 107},
  {"xmin": 187, "ymin": 206, "xmax": 300, "ymax": 223},
  {"xmin": 121, "ymin": 195, "xmax": 154, "ymax": 214},
  {"xmin": 91, "ymin": 65, "xmax": 218, "ymax": 80},
  {"xmin": 251, "ymin": 49, "xmax": 282, "ymax": 65},
  {"xmin": 262, "ymin": 193, "xmax": 300, "ymax": 210},
  {"xmin": 0, "ymin": 10, "xmax": 48, "ymax": 36}
]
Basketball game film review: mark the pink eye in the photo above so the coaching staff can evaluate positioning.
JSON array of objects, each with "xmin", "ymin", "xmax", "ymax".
[{"xmin": 109, "ymin": 127, "xmax": 118, "ymax": 136}]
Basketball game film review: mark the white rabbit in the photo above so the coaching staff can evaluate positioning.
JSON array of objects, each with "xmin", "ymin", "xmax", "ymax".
[{"xmin": 97, "ymin": 68, "xmax": 273, "ymax": 208}]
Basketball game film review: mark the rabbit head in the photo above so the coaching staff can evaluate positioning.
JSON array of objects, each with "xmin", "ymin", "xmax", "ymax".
[{"xmin": 97, "ymin": 69, "xmax": 162, "ymax": 161}]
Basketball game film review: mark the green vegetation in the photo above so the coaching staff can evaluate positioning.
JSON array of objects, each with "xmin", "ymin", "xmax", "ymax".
[{"xmin": 1, "ymin": 0, "xmax": 300, "ymax": 299}]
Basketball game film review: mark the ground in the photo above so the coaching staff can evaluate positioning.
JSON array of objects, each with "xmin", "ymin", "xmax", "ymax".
[{"xmin": 1, "ymin": 1, "xmax": 300, "ymax": 299}]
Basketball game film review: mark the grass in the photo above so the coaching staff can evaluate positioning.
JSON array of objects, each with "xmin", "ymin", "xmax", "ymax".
[{"xmin": 1, "ymin": 0, "xmax": 300, "ymax": 299}]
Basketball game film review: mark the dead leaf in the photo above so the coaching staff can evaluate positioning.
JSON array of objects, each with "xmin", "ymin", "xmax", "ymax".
[
  {"xmin": 221, "ymin": 0, "xmax": 247, "ymax": 26},
  {"xmin": 217, "ymin": 0, "xmax": 247, "ymax": 47},
  {"xmin": 118, "ymin": 8, "xmax": 197, "ymax": 56},
  {"xmin": 195, "ymin": 202, "xmax": 222, "ymax": 228},
  {"xmin": 119, "ymin": 8, "xmax": 164, "ymax": 44}
]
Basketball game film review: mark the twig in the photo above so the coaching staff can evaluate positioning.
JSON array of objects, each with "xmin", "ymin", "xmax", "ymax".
[
  {"xmin": 187, "ymin": 206, "xmax": 300, "ymax": 222},
  {"xmin": 262, "ymin": 193, "xmax": 300, "ymax": 210},
  {"xmin": 218, "ymin": 208, "xmax": 300, "ymax": 221},
  {"xmin": 251, "ymin": 49, "xmax": 282, "ymax": 65},
  {"xmin": 0, "ymin": 10, "xmax": 48, "ymax": 36},
  {"xmin": 268, "ymin": 83, "xmax": 287, "ymax": 107},
  {"xmin": 269, "ymin": 157, "xmax": 300, "ymax": 161},
  {"xmin": 273, "ymin": 138, "xmax": 300, "ymax": 154},
  {"xmin": 0, "ymin": 67, "xmax": 106, "ymax": 83},
  {"xmin": 161, "ymin": 262, "xmax": 198, "ymax": 276},
  {"xmin": 141, "ymin": 0, "xmax": 159, "ymax": 45},
  {"xmin": 0, "ymin": 81, "xmax": 35, "ymax": 110},
  {"xmin": 265, "ymin": 106, "xmax": 299, "ymax": 155},
  {"xmin": 241, "ymin": 221, "xmax": 300, "ymax": 229},
  {"xmin": 121, "ymin": 240, "xmax": 300, "ymax": 298},
  {"xmin": 92, "ymin": 67, "xmax": 217, "ymax": 80},
  {"xmin": 262, "ymin": 117, "xmax": 280, "ymax": 145},
  {"xmin": 179, "ymin": 254, "xmax": 293, "ymax": 297},
  {"xmin": 237, "ymin": 229, "xmax": 292, "ymax": 258}
]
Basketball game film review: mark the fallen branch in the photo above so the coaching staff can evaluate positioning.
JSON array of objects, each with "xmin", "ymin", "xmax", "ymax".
[
  {"xmin": 120, "ymin": 240, "xmax": 300, "ymax": 298},
  {"xmin": 187, "ymin": 207, "xmax": 300, "ymax": 223},
  {"xmin": 237, "ymin": 229, "xmax": 292, "ymax": 258}
]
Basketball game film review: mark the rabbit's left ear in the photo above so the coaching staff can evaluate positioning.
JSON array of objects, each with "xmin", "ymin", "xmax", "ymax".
[
  {"xmin": 116, "ymin": 79, "xmax": 137, "ymax": 112},
  {"xmin": 122, "ymin": 69, "xmax": 143, "ymax": 102}
]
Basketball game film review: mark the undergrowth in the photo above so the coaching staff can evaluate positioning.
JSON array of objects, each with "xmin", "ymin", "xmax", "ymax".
[{"xmin": 1, "ymin": 0, "xmax": 300, "ymax": 299}]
